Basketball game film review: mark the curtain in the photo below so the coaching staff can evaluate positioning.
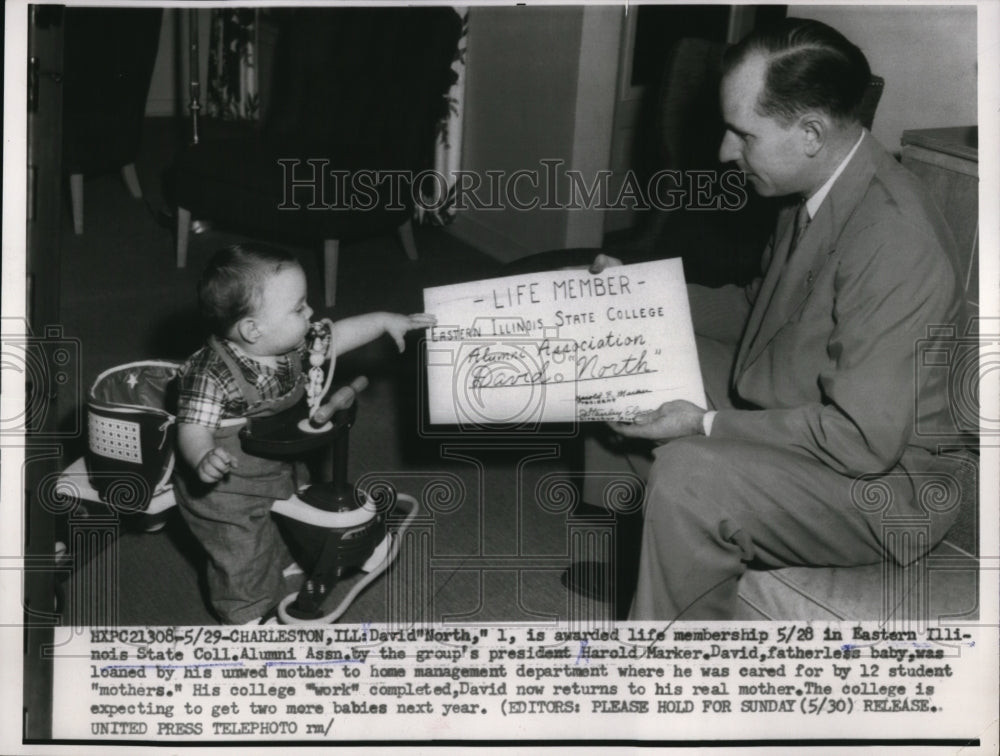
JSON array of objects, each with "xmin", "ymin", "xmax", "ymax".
[
  {"xmin": 415, "ymin": 7, "xmax": 468, "ymax": 226},
  {"xmin": 206, "ymin": 8, "xmax": 259, "ymax": 120}
]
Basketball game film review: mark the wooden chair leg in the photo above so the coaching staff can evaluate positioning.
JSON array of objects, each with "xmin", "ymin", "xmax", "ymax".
[
  {"xmin": 396, "ymin": 217, "xmax": 418, "ymax": 261},
  {"xmin": 323, "ymin": 239, "xmax": 340, "ymax": 308},
  {"xmin": 69, "ymin": 174, "xmax": 84, "ymax": 235},
  {"xmin": 176, "ymin": 207, "xmax": 191, "ymax": 268},
  {"xmin": 121, "ymin": 163, "xmax": 142, "ymax": 198}
]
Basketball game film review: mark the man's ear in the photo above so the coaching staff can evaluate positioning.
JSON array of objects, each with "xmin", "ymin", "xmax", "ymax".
[
  {"xmin": 799, "ymin": 113, "xmax": 827, "ymax": 157},
  {"xmin": 236, "ymin": 317, "xmax": 260, "ymax": 344}
]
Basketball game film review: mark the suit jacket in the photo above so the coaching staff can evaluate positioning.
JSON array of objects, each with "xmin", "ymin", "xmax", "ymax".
[{"xmin": 710, "ymin": 132, "xmax": 965, "ymax": 479}]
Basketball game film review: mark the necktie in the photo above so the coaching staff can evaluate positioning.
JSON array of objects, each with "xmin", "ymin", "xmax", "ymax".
[
  {"xmin": 738, "ymin": 198, "xmax": 813, "ymax": 375},
  {"xmin": 789, "ymin": 199, "xmax": 810, "ymax": 257}
]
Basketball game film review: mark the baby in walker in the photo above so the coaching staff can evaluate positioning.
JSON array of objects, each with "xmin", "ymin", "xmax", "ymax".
[{"xmin": 174, "ymin": 243, "xmax": 434, "ymax": 624}]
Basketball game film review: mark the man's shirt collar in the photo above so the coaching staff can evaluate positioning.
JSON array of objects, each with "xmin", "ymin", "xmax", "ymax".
[{"xmin": 804, "ymin": 129, "xmax": 866, "ymax": 220}]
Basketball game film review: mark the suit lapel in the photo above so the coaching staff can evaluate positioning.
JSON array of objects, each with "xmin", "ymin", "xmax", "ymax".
[
  {"xmin": 735, "ymin": 132, "xmax": 881, "ymax": 379},
  {"xmin": 734, "ymin": 203, "xmax": 797, "ymax": 373}
]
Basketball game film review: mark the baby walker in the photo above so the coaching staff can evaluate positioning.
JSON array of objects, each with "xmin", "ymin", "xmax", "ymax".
[
  {"xmin": 69, "ymin": 320, "xmax": 419, "ymax": 625},
  {"xmin": 239, "ymin": 318, "xmax": 419, "ymax": 624}
]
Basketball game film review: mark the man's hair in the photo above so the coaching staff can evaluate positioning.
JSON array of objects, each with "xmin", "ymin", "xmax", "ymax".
[
  {"xmin": 197, "ymin": 243, "xmax": 300, "ymax": 338},
  {"xmin": 722, "ymin": 18, "xmax": 872, "ymax": 125}
]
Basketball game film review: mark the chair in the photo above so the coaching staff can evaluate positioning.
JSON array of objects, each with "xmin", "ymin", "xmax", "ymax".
[
  {"xmin": 171, "ymin": 7, "xmax": 463, "ymax": 306},
  {"xmin": 62, "ymin": 7, "xmax": 163, "ymax": 234},
  {"xmin": 735, "ymin": 448, "xmax": 978, "ymax": 621}
]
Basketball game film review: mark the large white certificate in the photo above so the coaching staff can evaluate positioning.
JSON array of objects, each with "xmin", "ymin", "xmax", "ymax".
[{"xmin": 423, "ymin": 258, "xmax": 705, "ymax": 425}]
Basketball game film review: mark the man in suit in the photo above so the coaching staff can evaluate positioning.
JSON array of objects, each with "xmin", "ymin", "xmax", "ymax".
[{"xmin": 592, "ymin": 18, "xmax": 965, "ymax": 620}]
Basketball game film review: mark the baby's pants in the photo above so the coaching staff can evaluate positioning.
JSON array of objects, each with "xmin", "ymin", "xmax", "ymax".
[{"xmin": 176, "ymin": 474, "xmax": 294, "ymax": 624}]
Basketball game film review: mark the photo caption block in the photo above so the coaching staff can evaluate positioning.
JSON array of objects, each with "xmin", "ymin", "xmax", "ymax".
[{"xmin": 50, "ymin": 622, "xmax": 990, "ymax": 742}]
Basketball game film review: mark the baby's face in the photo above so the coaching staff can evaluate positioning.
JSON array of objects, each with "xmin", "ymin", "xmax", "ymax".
[{"xmin": 252, "ymin": 264, "xmax": 313, "ymax": 355}]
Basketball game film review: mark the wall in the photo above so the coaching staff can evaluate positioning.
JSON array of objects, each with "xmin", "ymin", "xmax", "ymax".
[
  {"xmin": 449, "ymin": 5, "xmax": 620, "ymax": 262},
  {"xmin": 145, "ymin": 9, "xmax": 177, "ymax": 117},
  {"xmin": 566, "ymin": 6, "xmax": 623, "ymax": 248},
  {"xmin": 794, "ymin": 5, "xmax": 978, "ymax": 151}
]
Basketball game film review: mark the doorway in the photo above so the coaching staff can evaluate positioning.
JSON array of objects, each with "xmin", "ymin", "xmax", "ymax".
[{"xmin": 605, "ymin": 4, "xmax": 786, "ymax": 236}]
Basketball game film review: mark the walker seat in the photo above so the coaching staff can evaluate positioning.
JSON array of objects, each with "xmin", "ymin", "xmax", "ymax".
[{"xmin": 85, "ymin": 360, "xmax": 181, "ymax": 512}]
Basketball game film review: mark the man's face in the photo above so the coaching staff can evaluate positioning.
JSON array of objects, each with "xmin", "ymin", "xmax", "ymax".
[{"xmin": 718, "ymin": 54, "xmax": 808, "ymax": 197}]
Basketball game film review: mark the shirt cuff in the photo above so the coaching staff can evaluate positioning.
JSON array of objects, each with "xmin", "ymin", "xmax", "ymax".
[{"xmin": 702, "ymin": 410, "xmax": 717, "ymax": 436}]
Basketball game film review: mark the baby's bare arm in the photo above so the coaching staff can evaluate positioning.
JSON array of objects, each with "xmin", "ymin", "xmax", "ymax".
[
  {"xmin": 330, "ymin": 312, "xmax": 436, "ymax": 354},
  {"xmin": 178, "ymin": 423, "xmax": 237, "ymax": 483}
]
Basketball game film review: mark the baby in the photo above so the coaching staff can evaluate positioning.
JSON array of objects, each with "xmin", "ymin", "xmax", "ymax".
[{"xmin": 174, "ymin": 243, "xmax": 433, "ymax": 624}]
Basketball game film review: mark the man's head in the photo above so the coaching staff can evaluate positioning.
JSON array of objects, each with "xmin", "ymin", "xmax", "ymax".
[
  {"xmin": 718, "ymin": 18, "xmax": 871, "ymax": 197},
  {"xmin": 198, "ymin": 243, "xmax": 313, "ymax": 355}
]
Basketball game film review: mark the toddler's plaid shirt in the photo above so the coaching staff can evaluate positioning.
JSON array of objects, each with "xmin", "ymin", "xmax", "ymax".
[{"xmin": 177, "ymin": 340, "xmax": 305, "ymax": 429}]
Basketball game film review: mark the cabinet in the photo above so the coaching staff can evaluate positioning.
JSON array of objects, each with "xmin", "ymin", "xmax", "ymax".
[{"xmin": 900, "ymin": 126, "xmax": 979, "ymax": 329}]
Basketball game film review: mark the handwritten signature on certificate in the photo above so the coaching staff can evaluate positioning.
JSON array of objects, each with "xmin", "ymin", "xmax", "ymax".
[{"xmin": 423, "ymin": 259, "xmax": 705, "ymax": 425}]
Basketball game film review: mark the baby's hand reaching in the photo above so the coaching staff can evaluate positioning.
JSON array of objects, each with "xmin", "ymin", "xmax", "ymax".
[
  {"xmin": 196, "ymin": 446, "xmax": 238, "ymax": 483},
  {"xmin": 385, "ymin": 313, "xmax": 437, "ymax": 352}
]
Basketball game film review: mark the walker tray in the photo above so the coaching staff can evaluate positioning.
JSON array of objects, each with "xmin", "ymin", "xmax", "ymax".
[{"xmin": 239, "ymin": 399, "xmax": 353, "ymax": 457}]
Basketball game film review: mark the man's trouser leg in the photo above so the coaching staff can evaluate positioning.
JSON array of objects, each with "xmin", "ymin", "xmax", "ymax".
[
  {"xmin": 576, "ymin": 282, "xmax": 749, "ymax": 608},
  {"xmin": 582, "ymin": 333, "xmax": 737, "ymax": 505},
  {"xmin": 628, "ymin": 437, "xmax": 892, "ymax": 620},
  {"xmin": 583, "ymin": 280, "xmax": 750, "ymax": 504},
  {"xmin": 577, "ymin": 334, "xmax": 738, "ymax": 613}
]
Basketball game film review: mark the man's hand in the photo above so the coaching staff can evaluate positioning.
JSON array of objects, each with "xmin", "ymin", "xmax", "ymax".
[
  {"xmin": 196, "ymin": 446, "xmax": 238, "ymax": 483},
  {"xmin": 384, "ymin": 312, "xmax": 437, "ymax": 352},
  {"xmin": 589, "ymin": 253, "xmax": 624, "ymax": 273},
  {"xmin": 609, "ymin": 400, "xmax": 706, "ymax": 443}
]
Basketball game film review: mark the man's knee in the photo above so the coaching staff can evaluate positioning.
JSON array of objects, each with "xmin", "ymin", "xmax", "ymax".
[
  {"xmin": 644, "ymin": 437, "xmax": 756, "ymax": 519},
  {"xmin": 648, "ymin": 436, "xmax": 725, "ymax": 487},
  {"xmin": 582, "ymin": 429, "xmax": 651, "ymax": 510},
  {"xmin": 643, "ymin": 437, "xmax": 757, "ymax": 560},
  {"xmin": 645, "ymin": 438, "xmax": 719, "ymax": 513}
]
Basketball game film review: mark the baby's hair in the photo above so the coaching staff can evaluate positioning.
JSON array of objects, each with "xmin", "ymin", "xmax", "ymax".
[{"xmin": 197, "ymin": 243, "xmax": 301, "ymax": 338}]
